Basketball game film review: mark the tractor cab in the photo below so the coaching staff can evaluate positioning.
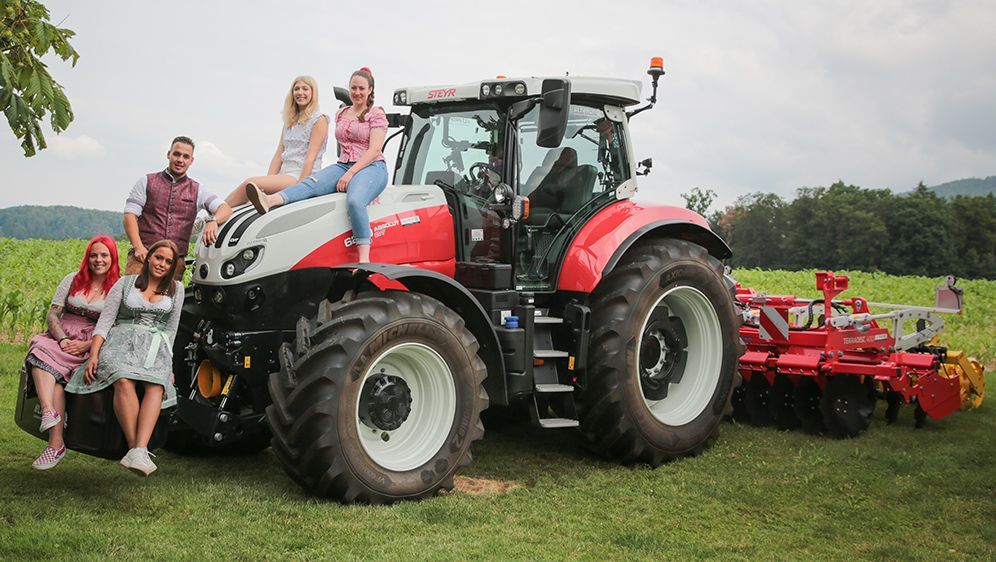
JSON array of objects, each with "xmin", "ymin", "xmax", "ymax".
[{"xmin": 391, "ymin": 74, "xmax": 650, "ymax": 291}]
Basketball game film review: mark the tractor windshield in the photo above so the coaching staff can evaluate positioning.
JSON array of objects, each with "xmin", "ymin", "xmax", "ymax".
[
  {"xmin": 517, "ymin": 103, "xmax": 631, "ymax": 206},
  {"xmin": 395, "ymin": 103, "xmax": 506, "ymax": 190}
]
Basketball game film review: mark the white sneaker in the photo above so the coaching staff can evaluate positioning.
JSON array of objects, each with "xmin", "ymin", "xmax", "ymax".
[
  {"xmin": 120, "ymin": 448, "xmax": 140, "ymax": 469},
  {"xmin": 128, "ymin": 448, "xmax": 157, "ymax": 477}
]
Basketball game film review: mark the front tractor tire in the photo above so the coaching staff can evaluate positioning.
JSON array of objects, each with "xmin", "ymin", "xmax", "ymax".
[
  {"xmin": 578, "ymin": 239, "xmax": 742, "ymax": 466},
  {"xmin": 266, "ymin": 291, "xmax": 488, "ymax": 504}
]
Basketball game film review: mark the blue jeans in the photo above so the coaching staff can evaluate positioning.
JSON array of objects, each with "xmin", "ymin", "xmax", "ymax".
[{"xmin": 280, "ymin": 160, "xmax": 389, "ymax": 245}]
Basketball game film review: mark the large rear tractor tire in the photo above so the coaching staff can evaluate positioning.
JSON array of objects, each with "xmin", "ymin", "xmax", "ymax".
[
  {"xmin": 578, "ymin": 239, "xmax": 742, "ymax": 465},
  {"xmin": 266, "ymin": 291, "xmax": 488, "ymax": 503}
]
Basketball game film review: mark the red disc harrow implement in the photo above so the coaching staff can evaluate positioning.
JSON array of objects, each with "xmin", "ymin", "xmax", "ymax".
[{"xmin": 732, "ymin": 272, "xmax": 985, "ymax": 437}]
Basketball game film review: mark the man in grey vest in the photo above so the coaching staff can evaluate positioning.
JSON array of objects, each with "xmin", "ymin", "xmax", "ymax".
[{"xmin": 123, "ymin": 136, "xmax": 233, "ymax": 279}]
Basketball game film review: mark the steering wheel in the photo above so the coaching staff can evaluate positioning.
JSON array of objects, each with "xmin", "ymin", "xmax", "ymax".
[{"xmin": 468, "ymin": 162, "xmax": 500, "ymax": 183}]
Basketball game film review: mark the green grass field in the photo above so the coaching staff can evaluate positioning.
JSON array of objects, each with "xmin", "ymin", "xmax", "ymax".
[{"xmin": 1, "ymin": 240, "xmax": 994, "ymax": 559}]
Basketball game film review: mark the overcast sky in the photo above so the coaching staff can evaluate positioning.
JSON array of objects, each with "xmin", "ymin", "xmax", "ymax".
[{"xmin": 2, "ymin": 0, "xmax": 994, "ymax": 212}]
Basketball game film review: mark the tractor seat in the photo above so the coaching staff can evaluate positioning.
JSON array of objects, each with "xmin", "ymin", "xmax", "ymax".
[{"xmin": 527, "ymin": 164, "xmax": 598, "ymax": 227}]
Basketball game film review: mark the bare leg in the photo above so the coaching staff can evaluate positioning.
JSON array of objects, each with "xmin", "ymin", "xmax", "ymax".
[
  {"xmin": 135, "ymin": 384, "xmax": 164, "ymax": 449},
  {"xmin": 49, "ymin": 384, "xmax": 66, "ymax": 450},
  {"xmin": 112, "ymin": 379, "xmax": 139, "ymax": 449},
  {"xmin": 31, "ymin": 367, "xmax": 57, "ymax": 413},
  {"xmin": 225, "ymin": 175, "xmax": 297, "ymax": 207},
  {"xmin": 357, "ymin": 244, "xmax": 371, "ymax": 263}
]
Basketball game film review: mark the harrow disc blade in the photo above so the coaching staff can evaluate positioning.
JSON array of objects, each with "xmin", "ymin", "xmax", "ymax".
[
  {"xmin": 768, "ymin": 374, "xmax": 801, "ymax": 430},
  {"xmin": 793, "ymin": 377, "xmax": 825, "ymax": 434},
  {"xmin": 884, "ymin": 391, "xmax": 903, "ymax": 424},
  {"xmin": 914, "ymin": 402, "xmax": 928, "ymax": 428},
  {"xmin": 743, "ymin": 375, "xmax": 775, "ymax": 426},
  {"xmin": 820, "ymin": 376, "xmax": 876, "ymax": 438},
  {"xmin": 730, "ymin": 381, "xmax": 750, "ymax": 422}
]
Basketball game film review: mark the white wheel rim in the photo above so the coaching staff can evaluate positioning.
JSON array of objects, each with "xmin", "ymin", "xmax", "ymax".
[
  {"xmin": 636, "ymin": 285, "xmax": 723, "ymax": 426},
  {"xmin": 356, "ymin": 342, "xmax": 457, "ymax": 472}
]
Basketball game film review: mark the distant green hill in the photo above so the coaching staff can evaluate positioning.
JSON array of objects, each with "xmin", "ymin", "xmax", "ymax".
[
  {"xmin": 927, "ymin": 176, "xmax": 996, "ymax": 198},
  {"xmin": 0, "ymin": 205, "xmax": 123, "ymax": 240}
]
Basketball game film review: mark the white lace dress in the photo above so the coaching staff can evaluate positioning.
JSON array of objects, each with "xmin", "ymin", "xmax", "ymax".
[
  {"xmin": 279, "ymin": 110, "xmax": 330, "ymax": 178},
  {"xmin": 65, "ymin": 275, "xmax": 183, "ymax": 409}
]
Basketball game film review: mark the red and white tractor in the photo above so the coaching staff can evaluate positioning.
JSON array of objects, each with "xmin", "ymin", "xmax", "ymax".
[{"xmin": 19, "ymin": 59, "xmax": 745, "ymax": 502}]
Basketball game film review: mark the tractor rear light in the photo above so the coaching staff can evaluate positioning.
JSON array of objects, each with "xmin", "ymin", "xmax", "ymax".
[{"xmin": 513, "ymin": 195, "xmax": 530, "ymax": 221}]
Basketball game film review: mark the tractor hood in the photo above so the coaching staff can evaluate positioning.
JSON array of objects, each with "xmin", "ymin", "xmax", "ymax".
[{"xmin": 191, "ymin": 185, "xmax": 455, "ymax": 286}]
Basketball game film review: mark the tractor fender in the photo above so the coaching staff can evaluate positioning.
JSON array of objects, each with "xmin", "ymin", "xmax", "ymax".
[
  {"xmin": 332, "ymin": 263, "xmax": 508, "ymax": 407},
  {"xmin": 557, "ymin": 200, "xmax": 731, "ymax": 293}
]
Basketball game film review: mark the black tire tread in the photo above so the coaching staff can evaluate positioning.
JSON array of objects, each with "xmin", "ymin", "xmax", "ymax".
[
  {"xmin": 265, "ymin": 291, "xmax": 487, "ymax": 503},
  {"xmin": 578, "ymin": 239, "xmax": 744, "ymax": 466}
]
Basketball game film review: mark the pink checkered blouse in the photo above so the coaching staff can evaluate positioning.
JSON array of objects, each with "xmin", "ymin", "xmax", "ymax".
[{"xmin": 335, "ymin": 105, "xmax": 388, "ymax": 163}]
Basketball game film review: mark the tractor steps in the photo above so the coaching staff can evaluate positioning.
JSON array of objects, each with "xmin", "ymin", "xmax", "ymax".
[
  {"xmin": 535, "ymin": 383, "xmax": 574, "ymax": 393},
  {"xmin": 537, "ymin": 417, "xmax": 580, "ymax": 429},
  {"xmin": 530, "ymin": 316, "xmax": 580, "ymax": 429}
]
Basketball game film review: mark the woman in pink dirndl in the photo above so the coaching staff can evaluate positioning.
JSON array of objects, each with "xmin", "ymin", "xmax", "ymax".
[{"xmin": 25, "ymin": 235, "xmax": 121, "ymax": 470}]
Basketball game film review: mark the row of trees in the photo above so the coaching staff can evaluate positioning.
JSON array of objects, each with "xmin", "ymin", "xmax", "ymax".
[
  {"xmin": 0, "ymin": 205, "xmax": 123, "ymax": 239},
  {"xmin": 685, "ymin": 183, "xmax": 996, "ymax": 280}
]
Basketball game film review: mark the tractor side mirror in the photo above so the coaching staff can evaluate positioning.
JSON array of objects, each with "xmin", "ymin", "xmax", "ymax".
[
  {"xmin": 386, "ymin": 113, "xmax": 409, "ymax": 128},
  {"xmin": 537, "ymin": 79, "xmax": 571, "ymax": 148},
  {"xmin": 334, "ymin": 86, "xmax": 352, "ymax": 107}
]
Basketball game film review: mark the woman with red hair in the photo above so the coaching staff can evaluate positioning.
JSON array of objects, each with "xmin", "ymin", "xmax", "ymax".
[{"xmin": 25, "ymin": 234, "xmax": 121, "ymax": 470}]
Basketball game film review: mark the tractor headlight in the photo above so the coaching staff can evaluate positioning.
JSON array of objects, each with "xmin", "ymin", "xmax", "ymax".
[
  {"xmin": 220, "ymin": 246, "xmax": 263, "ymax": 279},
  {"xmin": 480, "ymin": 81, "xmax": 527, "ymax": 98},
  {"xmin": 494, "ymin": 183, "xmax": 513, "ymax": 204}
]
